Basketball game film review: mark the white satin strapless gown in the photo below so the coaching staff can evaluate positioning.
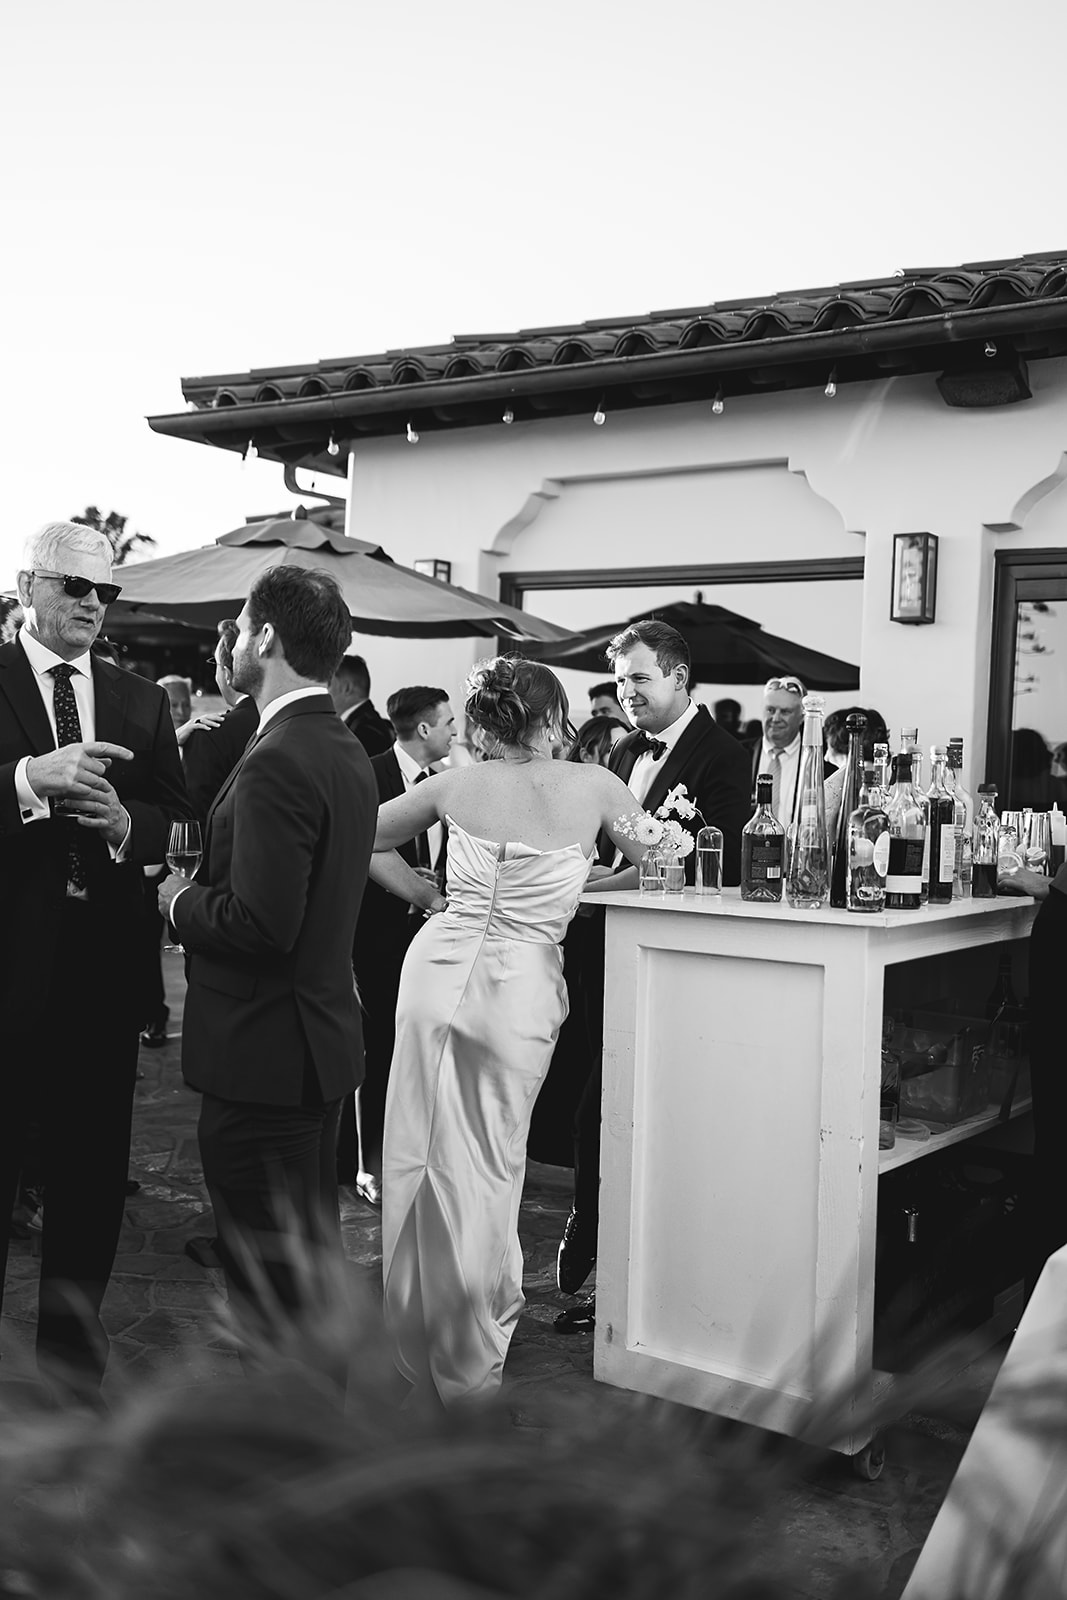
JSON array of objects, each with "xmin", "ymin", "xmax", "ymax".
[{"xmin": 381, "ymin": 818, "xmax": 592, "ymax": 1406}]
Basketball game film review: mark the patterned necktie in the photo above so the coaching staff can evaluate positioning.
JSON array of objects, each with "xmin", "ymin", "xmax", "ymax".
[
  {"xmin": 768, "ymin": 748, "xmax": 782, "ymax": 822},
  {"xmin": 413, "ymin": 768, "xmax": 431, "ymax": 868},
  {"xmin": 51, "ymin": 663, "xmax": 88, "ymax": 893}
]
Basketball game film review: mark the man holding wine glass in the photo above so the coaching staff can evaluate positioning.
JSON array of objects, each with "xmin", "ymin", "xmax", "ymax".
[
  {"xmin": 158, "ymin": 566, "xmax": 433, "ymax": 1336},
  {"xmin": 0, "ymin": 521, "xmax": 192, "ymax": 1393}
]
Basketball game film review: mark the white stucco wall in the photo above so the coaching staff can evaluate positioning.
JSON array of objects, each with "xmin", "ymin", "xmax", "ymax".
[{"xmin": 344, "ymin": 356, "xmax": 1067, "ymax": 775}]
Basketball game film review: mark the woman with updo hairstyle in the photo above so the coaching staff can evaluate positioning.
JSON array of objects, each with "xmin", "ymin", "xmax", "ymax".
[{"xmin": 369, "ymin": 654, "xmax": 649, "ymax": 1408}]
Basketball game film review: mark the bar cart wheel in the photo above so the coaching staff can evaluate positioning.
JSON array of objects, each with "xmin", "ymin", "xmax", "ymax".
[{"xmin": 851, "ymin": 1434, "xmax": 886, "ymax": 1482}]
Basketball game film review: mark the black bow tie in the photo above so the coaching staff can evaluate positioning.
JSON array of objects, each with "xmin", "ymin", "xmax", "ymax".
[{"xmin": 634, "ymin": 732, "xmax": 667, "ymax": 760}]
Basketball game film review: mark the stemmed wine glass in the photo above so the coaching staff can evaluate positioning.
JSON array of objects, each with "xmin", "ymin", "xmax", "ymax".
[{"xmin": 163, "ymin": 820, "xmax": 203, "ymax": 953}]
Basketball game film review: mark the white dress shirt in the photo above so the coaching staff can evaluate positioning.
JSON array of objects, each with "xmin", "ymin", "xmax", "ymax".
[
  {"xmin": 394, "ymin": 740, "xmax": 444, "ymax": 869},
  {"xmin": 758, "ymin": 732, "xmax": 801, "ymax": 830},
  {"xmin": 14, "ymin": 628, "xmax": 130, "ymax": 865},
  {"xmin": 627, "ymin": 699, "xmax": 699, "ymax": 806}
]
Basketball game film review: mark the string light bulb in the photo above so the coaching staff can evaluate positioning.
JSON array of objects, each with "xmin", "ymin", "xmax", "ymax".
[
  {"xmin": 406, "ymin": 421, "xmax": 419, "ymax": 444},
  {"xmin": 984, "ymin": 340, "xmax": 997, "ymax": 358},
  {"xmin": 242, "ymin": 439, "xmax": 258, "ymax": 465},
  {"xmin": 502, "ymin": 407, "xmax": 515, "ymax": 425},
  {"xmin": 824, "ymin": 368, "xmax": 838, "ymax": 398},
  {"xmin": 711, "ymin": 388, "xmax": 725, "ymax": 415},
  {"xmin": 327, "ymin": 433, "xmax": 340, "ymax": 456},
  {"xmin": 592, "ymin": 399, "xmax": 606, "ymax": 426}
]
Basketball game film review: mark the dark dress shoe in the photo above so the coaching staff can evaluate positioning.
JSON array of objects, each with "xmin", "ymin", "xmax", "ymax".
[
  {"xmin": 554, "ymin": 1296, "xmax": 595, "ymax": 1334},
  {"xmin": 139, "ymin": 1020, "xmax": 168, "ymax": 1049},
  {"xmin": 556, "ymin": 1207, "xmax": 596, "ymax": 1295}
]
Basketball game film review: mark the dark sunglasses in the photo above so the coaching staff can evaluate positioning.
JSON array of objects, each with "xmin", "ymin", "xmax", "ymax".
[{"xmin": 33, "ymin": 570, "xmax": 122, "ymax": 606}]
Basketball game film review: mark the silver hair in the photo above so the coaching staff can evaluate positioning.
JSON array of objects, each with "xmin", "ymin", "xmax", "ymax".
[
  {"xmin": 156, "ymin": 675, "xmax": 192, "ymax": 691},
  {"xmin": 21, "ymin": 521, "xmax": 112, "ymax": 575}
]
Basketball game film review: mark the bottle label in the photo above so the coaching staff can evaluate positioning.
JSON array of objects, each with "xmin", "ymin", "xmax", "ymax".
[
  {"xmin": 886, "ymin": 836, "xmax": 923, "ymax": 893},
  {"xmin": 748, "ymin": 841, "xmax": 783, "ymax": 881},
  {"xmin": 939, "ymin": 824, "xmax": 956, "ymax": 883},
  {"xmin": 872, "ymin": 831, "xmax": 891, "ymax": 878}
]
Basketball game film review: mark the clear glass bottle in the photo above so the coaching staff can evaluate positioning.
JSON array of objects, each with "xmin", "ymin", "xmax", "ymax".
[
  {"xmin": 846, "ymin": 763, "xmax": 890, "ymax": 913},
  {"xmin": 830, "ymin": 712, "xmax": 867, "ymax": 909},
  {"xmin": 925, "ymin": 746, "xmax": 956, "ymax": 905},
  {"xmin": 741, "ymin": 775, "xmax": 785, "ymax": 902},
  {"xmin": 972, "ymin": 783, "xmax": 1000, "ymax": 899},
  {"xmin": 872, "ymin": 742, "xmax": 891, "ymax": 801},
  {"xmin": 899, "ymin": 726, "xmax": 923, "ymax": 792},
  {"xmin": 786, "ymin": 694, "xmax": 830, "ymax": 909},
  {"xmin": 946, "ymin": 738, "xmax": 973, "ymax": 898},
  {"xmin": 695, "ymin": 825, "xmax": 723, "ymax": 895},
  {"xmin": 884, "ymin": 753, "xmax": 926, "ymax": 910}
]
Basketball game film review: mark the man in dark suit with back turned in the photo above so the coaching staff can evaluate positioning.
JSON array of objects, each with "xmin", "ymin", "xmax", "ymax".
[
  {"xmin": 0, "ymin": 521, "xmax": 191, "ymax": 1391},
  {"xmin": 553, "ymin": 619, "xmax": 752, "ymax": 1334},
  {"xmin": 329, "ymin": 653, "xmax": 393, "ymax": 757},
  {"xmin": 343, "ymin": 685, "xmax": 456, "ymax": 1202},
  {"xmin": 159, "ymin": 567, "xmax": 378, "ymax": 1330}
]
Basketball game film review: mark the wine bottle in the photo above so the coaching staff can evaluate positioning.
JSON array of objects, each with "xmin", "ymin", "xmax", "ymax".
[
  {"xmin": 785, "ymin": 694, "xmax": 830, "ymax": 909},
  {"xmin": 900, "ymin": 726, "xmax": 923, "ymax": 792},
  {"xmin": 741, "ymin": 775, "xmax": 785, "ymax": 902},
  {"xmin": 830, "ymin": 711, "xmax": 867, "ymax": 908},
  {"xmin": 884, "ymin": 753, "xmax": 925, "ymax": 910},
  {"xmin": 972, "ymin": 783, "xmax": 1000, "ymax": 899},
  {"xmin": 946, "ymin": 738, "xmax": 974, "ymax": 898},
  {"xmin": 925, "ymin": 746, "xmax": 956, "ymax": 906},
  {"xmin": 846, "ymin": 764, "xmax": 890, "ymax": 913}
]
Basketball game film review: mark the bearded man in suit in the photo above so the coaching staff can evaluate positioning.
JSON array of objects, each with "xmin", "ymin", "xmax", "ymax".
[
  {"xmin": 553, "ymin": 619, "xmax": 751, "ymax": 1334},
  {"xmin": 342, "ymin": 686, "xmax": 456, "ymax": 1203},
  {"xmin": 159, "ymin": 567, "xmax": 380, "ymax": 1329},
  {"xmin": 0, "ymin": 521, "xmax": 191, "ymax": 1390}
]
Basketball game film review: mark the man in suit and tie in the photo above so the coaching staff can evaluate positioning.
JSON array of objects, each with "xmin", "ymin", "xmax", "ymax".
[
  {"xmin": 554, "ymin": 619, "xmax": 751, "ymax": 1333},
  {"xmin": 343, "ymin": 686, "xmax": 456, "ymax": 1202},
  {"xmin": 745, "ymin": 675, "xmax": 834, "ymax": 829},
  {"xmin": 159, "ymin": 567, "xmax": 379, "ymax": 1329},
  {"xmin": 329, "ymin": 653, "xmax": 393, "ymax": 757},
  {"xmin": 0, "ymin": 521, "xmax": 191, "ymax": 1390}
]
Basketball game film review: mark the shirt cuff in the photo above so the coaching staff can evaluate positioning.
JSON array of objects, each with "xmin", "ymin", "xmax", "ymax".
[
  {"xmin": 109, "ymin": 807, "xmax": 132, "ymax": 862},
  {"xmin": 14, "ymin": 757, "xmax": 49, "ymax": 823},
  {"xmin": 168, "ymin": 883, "xmax": 192, "ymax": 926}
]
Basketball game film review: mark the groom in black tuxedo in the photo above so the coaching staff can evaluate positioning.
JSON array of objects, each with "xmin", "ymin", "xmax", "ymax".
[
  {"xmin": 344, "ymin": 685, "xmax": 456, "ymax": 1201},
  {"xmin": 554, "ymin": 619, "xmax": 751, "ymax": 1332}
]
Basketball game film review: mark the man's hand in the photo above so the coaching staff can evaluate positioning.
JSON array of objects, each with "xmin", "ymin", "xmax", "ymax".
[
  {"xmin": 997, "ymin": 866, "xmax": 1050, "ymax": 899},
  {"xmin": 26, "ymin": 741, "xmax": 133, "ymax": 801},
  {"xmin": 63, "ymin": 776, "xmax": 131, "ymax": 849},
  {"xmin": 157, "ymin": 873, "xmax": 186, "ymax": 921}
]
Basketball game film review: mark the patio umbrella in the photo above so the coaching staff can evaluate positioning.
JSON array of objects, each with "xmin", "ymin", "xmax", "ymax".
[
  {"xmin": 106, "ymin": 512, "xmax": 574, "ymax": 642},
  {"xmin": 524, "ymin": 598, "xmax": 860, "ymax": 689}
]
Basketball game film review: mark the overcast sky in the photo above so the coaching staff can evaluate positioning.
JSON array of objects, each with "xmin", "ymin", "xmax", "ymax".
[{"xmin": 3, "ymin": 0, "xmax": 1065, "ymax": 574}]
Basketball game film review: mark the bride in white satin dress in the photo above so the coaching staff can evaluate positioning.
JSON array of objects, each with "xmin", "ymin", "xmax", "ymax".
[{"xmin": 371, "ymin": 656, "xmax": 647, "ymax": 1407}]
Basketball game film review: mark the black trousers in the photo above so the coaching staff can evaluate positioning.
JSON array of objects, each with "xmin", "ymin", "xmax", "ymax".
[
  {"xmin": 198, "ymin": 1092, "xmax": 343, "ymax": 1326},
  {"xmin": 569, "ymin": 912, "xmax": 607, "ymax": 1228},
  {"xmin": 0, "ymin": 899, "xmax": 139, "ymax": 1389}
]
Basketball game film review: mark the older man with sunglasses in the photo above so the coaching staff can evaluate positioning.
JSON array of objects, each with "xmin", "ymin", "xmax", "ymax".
[
  {"xmin": 0, "ymin": 521, "xmax": 191, "ymax": 1394},
  {"xmin": 748, "ymin": 675, "xmax": 834, "ymax": 829}
]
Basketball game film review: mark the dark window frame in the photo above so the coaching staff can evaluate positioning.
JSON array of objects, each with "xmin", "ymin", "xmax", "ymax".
[{"xmin": 987, "ymin": 547, "xmax": 1067, "ymax": 798}]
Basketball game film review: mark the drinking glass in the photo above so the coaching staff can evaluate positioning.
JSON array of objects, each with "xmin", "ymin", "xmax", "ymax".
[
  {"xmin": 1025, "ymin": 810, "xmax": 1051, "ymax": 874},
  {"xmin": 663, "ymin": 853, "xmax": 685, "ymax": 894},
  {"xmin": 695, "ymin": 826, "xmax": 723, "ymax": 895},
  {"xmin": 163, "ymin": 820, "xmax": 203, "ymax": 952},
  {"xmin": 639, "ymin": 848, "xmax": 666, "ymax": 894}
]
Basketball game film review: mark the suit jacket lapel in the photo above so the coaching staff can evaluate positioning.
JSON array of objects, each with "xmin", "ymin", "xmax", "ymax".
[
  {"xmin": 0, "ymin": 639, "xmax": 58, "ymax": 755},
  {"xmin": 91, "ymin": 657, "xmax": 126, "ymax": 745}
]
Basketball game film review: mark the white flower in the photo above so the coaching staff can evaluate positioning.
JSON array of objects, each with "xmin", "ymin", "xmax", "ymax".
[
  {"xmin": 633, "ymin": 814, "xmax": 663, "ymax": 847},
  {"xmin": 661, "ymin": 783, "xmax": 697, "ymax": 821}
]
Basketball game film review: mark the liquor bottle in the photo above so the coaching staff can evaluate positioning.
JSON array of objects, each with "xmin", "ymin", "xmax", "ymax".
[
  {"xmin": 845, "ymin": 764, "xmax": 890, "ymax": 913},
  {"xmin": 872, "ymin": 742, "xmax": 891, "ymax": 800},
  {"xmin": 946, "ymin": 738, "xmax": 974, "ymax": 898},
  {"xmin": 900, "ymin": 726, "xmax": 923, "ymax": 792},
  {"xmin": 884, "ymin": 753, "xmax": 925, "ymax": 910},
  {"xmin": 741, "ymin": 775, "xmax": 785, "ymax": 902},
  {"xmin": 786, "ymin": 694, "xmax": 830, "ymax": 909},
  {"xmin": 925, "ymin": 746, "xmax": 956, "ymax": 905},
  {"xmin": 972, "ymin": 783, "xmax": 1000, "ymax": 899},
  {"xmin": 830, "ymin": 711, "xmax": 867, "ymax": 908},
  {"xmin": 1050, "ymin": 803, "xmax": 1066, "ymax": 873}
]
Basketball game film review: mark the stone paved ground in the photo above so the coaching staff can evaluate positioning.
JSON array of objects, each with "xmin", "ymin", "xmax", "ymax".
[{"xmin": 2, "ymin": 952, "xmax": 1005, "ymax": 1599}]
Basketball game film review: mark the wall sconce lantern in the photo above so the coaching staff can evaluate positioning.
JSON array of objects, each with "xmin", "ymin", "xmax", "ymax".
[
  {"xmin": 890, "ymin": 532, "xmax": 938, "ymax": 625},
  {"xmin": 414, "ymin": 558, "xmax": 452, "ymax": 584}
]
